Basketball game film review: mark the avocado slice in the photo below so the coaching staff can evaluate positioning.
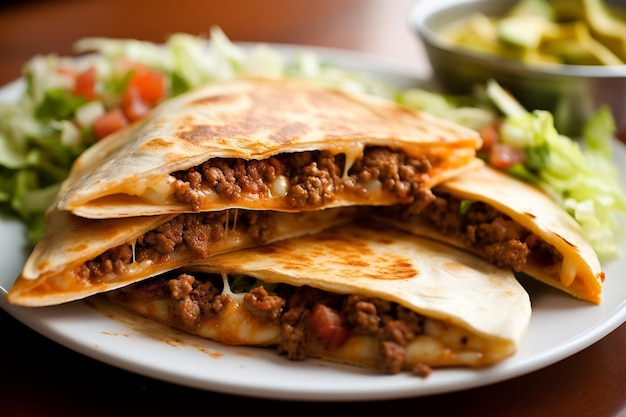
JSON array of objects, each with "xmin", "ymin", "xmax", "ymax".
[
  {"xmin": 498, "ymin": 15, "xmax": 556, "ymax": 49},
  {"xmin": 552, "ymin": 0, "xmax": 626, "ymax": 61},
  {"xmin": 541, "ymin": 21, "xmax": 624, "ymax": 65},
  {"xmin": 441, "ymin": 0, "xmax": 626, "ymax": 65},
  {"xmin": 497, "ymin": 0, "xmax": 556, "ymax": 49}
]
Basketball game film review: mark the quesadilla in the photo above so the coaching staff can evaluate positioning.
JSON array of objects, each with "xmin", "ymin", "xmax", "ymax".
[
  {"xmin": 7, "ymin": 76, "xmax": 483, "ymax": 307},
  {"xmin": 56, "ymin": 76, "xmax": 482, "ymax": 219},
  {"xmin": 104, "ymin": 221, "xmax": 532, "ymax": 376},
  {"xmin": 7, "ymin": 205, "xmax": 359, "ymax": 307},
  {"xmin": 374, "ymin": 164, "xmax": 605, "ymax": 303}
]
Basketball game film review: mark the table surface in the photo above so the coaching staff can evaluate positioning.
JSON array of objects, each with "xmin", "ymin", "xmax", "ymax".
[{"xmin": 0, "ymin": 1, "xmax": 625, "ymax": 416}]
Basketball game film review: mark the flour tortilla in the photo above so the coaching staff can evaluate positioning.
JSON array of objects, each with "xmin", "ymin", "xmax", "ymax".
[
  {"xmin": 56, "ymin": 76, "xmax": 482, "ymax": 219},
  {"xmin": 378, "ymin": 164, "xmax": 604, "ymax": 303},
  {"xmin": 106, "ymin": 221, "xmax": 531, "ymax": 373},
  {"xmin": 8, "ymin": 76, "xmax": 483, "ymax": 307},
  {"xmin": 7, "ymin": 205, "xmax": 359, "ymax": 307}
]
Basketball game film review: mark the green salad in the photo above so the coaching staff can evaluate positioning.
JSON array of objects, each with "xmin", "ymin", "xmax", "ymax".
[{"xmin": 0, "ymin": 27, "xmax": 624, "ymax": 262}]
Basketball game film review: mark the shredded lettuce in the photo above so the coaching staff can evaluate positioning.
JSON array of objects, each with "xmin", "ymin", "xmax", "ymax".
[
  {"xmin": 485, "ymin": 80, "xmax": 626, "ymax": 261},
  {"xmin": 399, "ymin": 79, "xmax": 626, "ymax": 261},
  {"xmin": 0, "ymin": 27, "xmax": 400, "ymax": 245},
  {"xmin": 397, "ymin": 88, "xmax": 496, "ymax": 131}
]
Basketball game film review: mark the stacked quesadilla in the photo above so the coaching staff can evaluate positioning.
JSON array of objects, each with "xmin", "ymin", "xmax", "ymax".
[
  {"xmin": 106, "ymin": 221, "xmax": 531, "ymax": 376},
  {"xmin": 5, "ymin": 76, "xmax": 604, "ymax": 376},
  {"xmin": 373, "ymin": 163, "xmax": 605, "ymax": 304},
  {"xmin": 7, "ymin": 76, "xmax": 482, "ymax": 307},
  {"xmin": 56, "ymin": 76, "xmax": 481, "ymax": 218}
]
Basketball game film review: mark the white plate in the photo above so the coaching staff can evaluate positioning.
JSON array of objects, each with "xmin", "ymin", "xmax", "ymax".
[{"xmin": 1, "ymin": 45, "xmax": 625, "ymax": 402}]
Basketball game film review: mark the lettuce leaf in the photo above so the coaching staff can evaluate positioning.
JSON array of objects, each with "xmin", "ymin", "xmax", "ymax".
[{"xmin": 487, "ymin": 80, "xmax": 626, "ymax": 261}]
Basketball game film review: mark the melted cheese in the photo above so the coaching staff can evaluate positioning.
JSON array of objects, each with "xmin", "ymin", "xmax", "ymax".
[
  {"xmin": 9, "ymin": 208, "xmax": 359, "ymax": 307},
  {"xmin": 560, "ymin": 254, "xmax": 578, "ymax": 287},
  {"xmin": 270, "ymin": 175, "xmax": 289, "ymax": 198},
  {"xmin": 220, "ymin": 273, "xmax": 246, "ymax": 304},
  {"xmin": 339, "ymin": 142, "xmax": 365, "ymax": 178},
  {"xmin": 106, "ymin": 280, "xmax": 514, "ymax": 373},
  {"xmin": 167, "ymin": 146, "xmax": 444, "ymax": 212}
]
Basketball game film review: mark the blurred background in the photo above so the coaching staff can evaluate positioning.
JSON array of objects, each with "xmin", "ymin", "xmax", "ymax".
[{"xmin": 0, "ymin": 0, "xmax": 425, "ymax": 85}]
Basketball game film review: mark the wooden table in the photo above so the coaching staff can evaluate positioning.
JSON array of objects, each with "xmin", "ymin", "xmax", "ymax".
[{"xmin": 0, "ymin": 1, "xmax": 624, "ymax": 415}]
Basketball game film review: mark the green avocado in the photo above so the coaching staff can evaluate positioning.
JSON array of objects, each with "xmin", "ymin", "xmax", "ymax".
[
  {"xmin": 540, "ymin": 20, "xmax": 624, "ymax": 65},
  {"xmin": 442, "ymin": 0, "xmax": 626, "ymax": 65},
  {"xmin": 497, "ymin": 0, "xmax": 555, "ymax": 48},
  {"xmin": 551, "ymin": 0, "xmax": 626, "ymax": 61}
]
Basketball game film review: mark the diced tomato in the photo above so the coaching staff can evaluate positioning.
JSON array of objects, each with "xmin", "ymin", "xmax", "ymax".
[
  {"xmin": 489, "ymin": 142, "xmax": 525, "ymax": 170},
  {"xmin": 122, "ymin": 62, "xmax": 167, "ymax": 106},
  {"xmin": 479, "ymin": 123, "xmax": 500, "ymax": 154},
  {"xmin": 117, "ymin": 62, "xmax": 167, "ymax": 121},
  {"xmin": 122, "ymin": 85, "xmax": 151, "ymax": 122},
  {"xmin": 73, "ymin": 67, "xmax": 98, "ymax": 100},
  {"xmin": 93, "ymin": 108, "xmax": 128, "ymax": 139},
  {"xmin": 307, "ymin": 304, "xmax": 351, "ymax": 348}
]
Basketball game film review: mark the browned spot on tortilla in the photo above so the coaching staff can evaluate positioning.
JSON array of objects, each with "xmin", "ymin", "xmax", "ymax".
[
  {"xmin": 177, "ymin": 119, "xmax": 308, "ymax": 145},
  {"xmin": 188, "ymin": 93, "xmax": 240, "ymax": 106},
  {"xmin": 242, "ymin": 227, "xmax": 418, "ymax": 280},
  {"xmin": 362, "ymin": 258, "xmax": 418, "ymax": 280},
  {"xmin": 68, "ymin": 243, "xmax": 88, "ymax": 252},
  {"xmin": 269, "ymin": 122, "xmax": 308, "ymax": 142},
  {"xmin": 275, "ymin": 262, "xmax": 307, "ymax": 272},
  {"xmin": 36, "ymin": 260, "xmax": 50, "ymax": 270},
  {"xmin": 347, "ymin": 259, "xmax": 370, "ymax": 268},
  {"xmin": 443, "ymin": 261, "xmax": 469, "ymax": 274},
  {"xmin": 139, "ymin": 137, "xmax": 173, "ymax": 152},
  {"xmin": 177, "ymin": 85, "xmax": 313, "ymax": 144},
  {"xmin": 554, "ymin": 232, "xmax": 576, "ymax": 248},
  {"xmin": 178, "ymin": 124, "xmax": 251, "ymax": 143},
  {"xmin": 393, "ymin": 261, "xmax": 419, "ymax": 279},
  {"xmin": 523, "ymin": 212, "xmax": 537, "ymax": 219},
  {"xmin": 376, "ymin": 237, "xmax": 396, "ymax": 245}
]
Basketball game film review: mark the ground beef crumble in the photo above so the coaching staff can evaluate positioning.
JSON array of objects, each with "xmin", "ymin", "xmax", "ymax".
[
  {"xmin": 171, "ymin": 147, "xmax": 437, "ymax": 213},
  {"xmin": 114, "ymin": 273, "xmax": 434, "ymax": 377},
  {"xmin": 77, "ymin": 210, "xmax": 276, "ymax": 283},
  {"xmin": 385, "ymin": 193, "xmax": 563, "ymax": 272},
  {"xmin": 77, "ymin": 146, "xmax": 440, "ymax": 286}
]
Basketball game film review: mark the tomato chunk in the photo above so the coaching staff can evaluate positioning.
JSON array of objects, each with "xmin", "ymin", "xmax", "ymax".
[
  {"xmin": 122, "ymin": 85, "xmax": 151, "ymax": 122},
  {"xmin": 307, "ymin": 304, "xmax": 351, "ymax": 348},
  {"xmin": 73, "ymin": 67, "xmax": 97, "ymax": 100},
  {"xmin": 122, "ymin": 62, "xmax": 167, "ymax": 106},
  {"xmin": 93, "ymin": 108, "xmax": 128, "ymax": 139},
  {"xmin": 489, "ymin": 142, "xmax": 525, "ymax": 170},
  {"xmin": 479, "ymin": 123, "xmax": 500, "ymax": 154}
]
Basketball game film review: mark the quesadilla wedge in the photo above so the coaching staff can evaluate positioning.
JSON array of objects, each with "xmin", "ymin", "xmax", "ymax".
[
  {"xmin": 7, "ymin": 205, "xmax": 359, "ymax": 307},
  {"xmin": 374, "ymin": 164, "xmax": 605, "ymax": 303},
  {"xmin": 56, "ymin": 76, "xmax": 482, "ymax": 219},
  {"xmin": 104, "ymin": 221, "xmax": 531, "ymax": 376}
]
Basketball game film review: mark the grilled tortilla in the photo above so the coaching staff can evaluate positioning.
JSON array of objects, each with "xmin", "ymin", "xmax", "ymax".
[
  {"xmin": 7, "ymin": 205, "xmax": 359, "ymax": 307},
  {"xmin": 374, "ymin": 164, "xmax": 605, "ymax": 303},
  {"xmin": 105, "ymin": 221, "xmax": 531, "ymax": 376},
  {"xmin": 8, "ymin": 76, "xmax": 483, "ymax": 307},
  {"xmin": 56, "ymin": 76, "xmax": 482, "ymax": 219}
]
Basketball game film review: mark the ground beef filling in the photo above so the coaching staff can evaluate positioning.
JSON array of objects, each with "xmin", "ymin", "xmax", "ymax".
[
  {"xmin": 397, "ymin": 193, "xmax": 563, "ymax": 272},
  {"xmin": 122, "ymin": 273, "xmax": 434, "ymax": 377},
  {"xmin": 172, "ymin": 147, "xmax": 437, "ymax": 214},
  {"xmin": 77, "ymin": 210, "xmax": 276, "ymax": 283}
]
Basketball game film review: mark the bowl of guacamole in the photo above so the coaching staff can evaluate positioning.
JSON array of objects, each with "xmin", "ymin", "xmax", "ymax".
[{"xmin": 409, "ymin": 0, "xmax": 626, "ymax": 137}]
